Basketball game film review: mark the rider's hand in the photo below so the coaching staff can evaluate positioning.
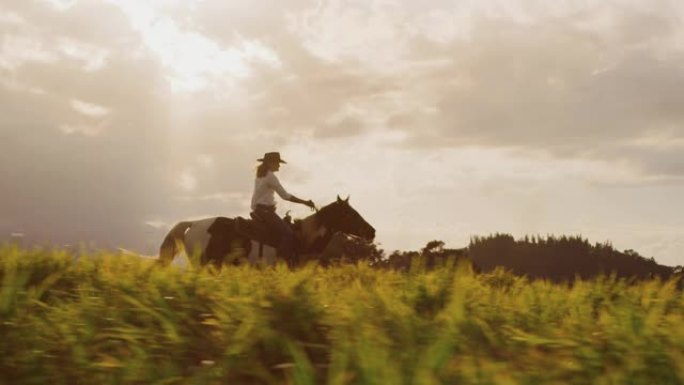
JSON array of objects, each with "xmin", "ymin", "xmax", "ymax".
[{"xmin": 306, "ymin": 200, "xmax": 317, "ymax": 211}]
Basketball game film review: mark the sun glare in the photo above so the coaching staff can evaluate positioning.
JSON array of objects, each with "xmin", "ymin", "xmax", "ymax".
[{"xmin": 108, "ymin": 0, "xmax": 281, "ymax": 93}]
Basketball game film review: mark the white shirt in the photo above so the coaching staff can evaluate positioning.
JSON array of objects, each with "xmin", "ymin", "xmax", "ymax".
[{"xmin": 250, "ymin": 171, "xmax": 293, "ymax": 210}]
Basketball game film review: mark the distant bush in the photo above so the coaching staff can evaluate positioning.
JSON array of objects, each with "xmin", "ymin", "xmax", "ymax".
[{"xmin": 379, "ymin": 240, "xmax": 469, "ymax": 271}]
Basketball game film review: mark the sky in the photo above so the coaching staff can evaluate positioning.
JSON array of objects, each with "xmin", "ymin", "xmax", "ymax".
[{"xmin": 1, "ymin": 0, "xmax": 683, "ymax": 266}]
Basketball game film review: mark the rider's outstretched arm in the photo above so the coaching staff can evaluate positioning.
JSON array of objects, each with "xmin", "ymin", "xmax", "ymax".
[
  {"xmin": 288, "ymin": 195, "xmax": 316, "ymax": 210},
  {"xmin": 267, "ymin": 171, "xmax": 316, "ymax": 210}
]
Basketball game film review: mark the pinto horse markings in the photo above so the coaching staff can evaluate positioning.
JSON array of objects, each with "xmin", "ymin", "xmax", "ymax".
[{"xmin": 158, "ymin": 196, "xmax": 375, "ymax": 266}]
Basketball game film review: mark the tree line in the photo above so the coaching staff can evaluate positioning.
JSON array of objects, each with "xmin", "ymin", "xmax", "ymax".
[{"xmin": 327, "ymin": 233, "xmax": 681, "ymax": 282}]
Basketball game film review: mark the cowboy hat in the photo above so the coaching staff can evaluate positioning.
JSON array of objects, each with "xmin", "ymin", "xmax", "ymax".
[{"xmin": 257, "ymin": 152, "xmax": 287, "ymax": 164}]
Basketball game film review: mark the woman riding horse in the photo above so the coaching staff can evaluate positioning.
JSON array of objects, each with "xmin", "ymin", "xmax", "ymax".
[
  {"xmin": 158, "ymin": 196, "xmax": 375, "ymax": 266},
  {"xmin": 157, "ymin": 153, "xmax": 376, "ymax": 266},
  {"xmin": 251, "ymin": 152, "xmax": 316, "ymax": 262}
]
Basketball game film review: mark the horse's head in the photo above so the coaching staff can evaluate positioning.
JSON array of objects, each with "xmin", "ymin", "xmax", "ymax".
[{"xmin": 316, "ymin": 195, "xmax": 376, "ymax": 241}]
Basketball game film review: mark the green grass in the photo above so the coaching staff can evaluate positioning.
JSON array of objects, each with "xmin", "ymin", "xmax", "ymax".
[{"xmin": 1, "ymin": 245, "xmax": 683, "ymax": 385}]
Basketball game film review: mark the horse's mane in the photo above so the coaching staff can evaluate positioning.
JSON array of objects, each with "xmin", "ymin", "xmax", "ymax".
[
  {"xmin": 291, "ymin": 200, "xmax": 339, "ymax": 224},
  {"xmin": 291, "ymin": 198, "xmax": 350, "ymax": 232},
  {"xmin": 313, "ymin": 201, "xmax": 340, "ymax": 226}
]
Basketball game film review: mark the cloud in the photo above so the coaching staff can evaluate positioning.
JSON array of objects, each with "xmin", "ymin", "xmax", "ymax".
[
  {"xmin": 0, "ymin": 0, "xmax": 181, "ymax": 250},
  {"xmin": 166, "ymin": 0, "xmax": 684, "ymax": 180},
  {"xmin": 387, "ymin": 16, "xmax": 684, "ymax": 148},
  {"xmin": 0, "ymin": 34, "xmax": 58, "ymax": 70},
  {"xmin": 57, "ymin": 37, "xmax": 109, "ymax": 71},
  {"xmin": 58, "ymin": 123, "xmax": 104, "ymax": 137},
  {"xmin": 70, "ymin": 99, "xmax": 110, "ymax": 117},
  {"xmin": 38, "ymin": 0, "xmax": 77, "ymax": 12},
  {"xmin": 105, "ymin": 0, "xmax": 282, "ymax": 93},
  {"xmin": 278, "ymin": 0, "xmax": 684, "ymax": 179}
]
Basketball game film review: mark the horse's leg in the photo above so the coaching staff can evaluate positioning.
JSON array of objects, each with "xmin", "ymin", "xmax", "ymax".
[
  {"xmin": 247, "ymin": 241, "xmax": 259, "ymax": 265},
  {"xmin": 265, "ymin": 245, "xmax": 277, "ymax": 266},
  {"xmin": 240, "ymin": 237, "xmax": 252, "ymax": 265},
  {"xmin": 205, "ymin": 231, "xmax": 237, "ymax": 266}
]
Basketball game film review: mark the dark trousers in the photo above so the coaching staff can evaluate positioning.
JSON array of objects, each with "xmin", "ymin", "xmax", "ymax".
[{"xmin": 253, "ymin": 205, "xmax": 295, "ymax": 261}]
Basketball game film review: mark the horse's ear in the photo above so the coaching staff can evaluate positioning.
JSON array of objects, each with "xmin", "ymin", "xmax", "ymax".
[
  {"xmin": 345, "ymin": 195, "xmax": 350, "ymax": 203},
  {"xmin": 337, "ymin": 194, "xmax": 342, "ymax": 203}
]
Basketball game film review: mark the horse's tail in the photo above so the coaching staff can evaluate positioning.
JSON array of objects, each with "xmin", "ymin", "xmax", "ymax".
[{"xmin": 158, "ymin": 221, "xmax": 193, "ymax": 266}]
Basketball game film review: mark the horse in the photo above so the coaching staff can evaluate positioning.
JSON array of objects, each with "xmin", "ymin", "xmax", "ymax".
[{"xmin": 157, "ymin": 195, "xmax": 375, "ymax": 267}]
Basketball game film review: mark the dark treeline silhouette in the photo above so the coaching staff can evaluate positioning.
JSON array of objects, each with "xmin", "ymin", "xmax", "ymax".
[
  {"xmin": 337, "ymin": 233, "xmax": 681, "ymax": 282},
  {"xmin": 467, "ymin": 233, "xmax": 678, "ymax": 281}
]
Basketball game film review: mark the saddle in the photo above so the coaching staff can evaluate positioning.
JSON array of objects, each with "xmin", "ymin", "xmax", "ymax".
[{"xmin": 234, "ymin": 211, "xmax": 295, "ymax": 248}]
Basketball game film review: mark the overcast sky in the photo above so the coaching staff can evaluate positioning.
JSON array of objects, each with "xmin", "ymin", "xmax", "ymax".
[{"xmin": 2, "ymin": 0, "xmax": 683, "ymax": 266}]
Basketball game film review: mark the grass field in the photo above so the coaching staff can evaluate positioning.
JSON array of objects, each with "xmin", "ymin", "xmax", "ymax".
[{"xmin": 1, "ymin": 245, "xmax": 683, "ymax": 385}]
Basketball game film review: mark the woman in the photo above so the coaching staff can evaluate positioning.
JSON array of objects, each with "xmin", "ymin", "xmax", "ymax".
[{"xmin": 251, "ymin": 152, "xmax": 316, "ymax": 262}]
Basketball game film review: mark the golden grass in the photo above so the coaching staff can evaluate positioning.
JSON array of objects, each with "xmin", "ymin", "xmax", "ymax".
[{"xmin": 1, "ymin": 245, "xmax": 682, "ymax": 384}]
